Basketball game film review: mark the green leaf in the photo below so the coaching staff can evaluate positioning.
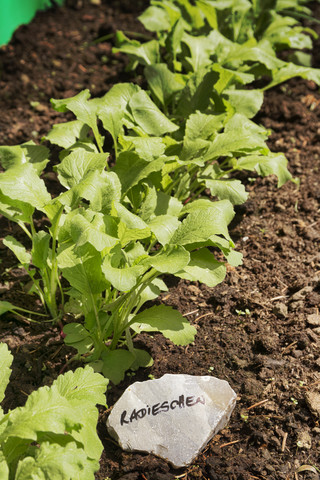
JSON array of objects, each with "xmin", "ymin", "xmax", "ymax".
[
  {"xmin": 31, "ymin": 231, "xmax": 51, "ymax": 270},
  {"xmin": 102, "ymin": 257, "xmax": 147, "ymax": 292},
  {"xmin": 197, "ymin": 0, "xmax": 218, "ymax": 29},
  {"xmin": 0, "ymin": 301, "xmax": 18, "ymax": 316},
  {"xmin": 114, "ymin": 202, "xmax": 151, "ymax": 246},
  {"xmin": 100, "ymin": 106, "xmax": 125, "ymax": 149},
  {"xmin": 263, "ymin": 15, "xmax": 313, "ymax": 49},
  {"xmin": 114, "ymin": 201, "xmax": 149, "ymax": 231},
  {"xmin": 212, "ymin": 63, "xmax": 255, "ymax": 94},
  {"xmin": 54, "ymin": 367, "xmax": 107, "ymax": 461},
  {"xmin": 214, "ymin": 0, "xmax": 252, "ymax": 41},
  {"xmin": 68, "ymin": 212, "xmax": 118, "ymax": 251},
  {"xmin": 176, "ymin": 248, "xmax": 226, "ymax": 287},
  {"xmin": 57, "ymin": 244, "xmax": 107, "ymax": 295},
  {"xmin": 181, "ymin": 138, "xmax": 209, "ymax": 162},
  {"xmin": 225, "ymin": 44, "xmax": 284, "ymax": 71},
  {"xmin": 204, "ymin": 114, "xmax": 268, "ymax": 160},
  {"xmin": 53, "ymin": 365, "xmax": 108, "ymax": 407},
  {"xmin": 226, "ymin": 249, "xmax": 243, "ymax": 267},
  {"xmin": 171, "ymin": 200, "xmax": 234, "ymax": 245},
  {"xmin": 113, "ymin": 152, "xmax": 164, "ymax": 195},
  {"xmin": 1, "ymin": 362, "xmax": 104, "ymax": 478},
  {"xmin": 125, "ymin": 241, "xmax": 147, "ymax": 264},
  {"xmin": 0, "ymin": 456, "xmax": 9, "ymax": 480},
  {"xmin": 154, "ymin": 191, "xmax": 183, "ymax": 216},
  {"xmin": 204, "ymin": 178, "xmax": 249, "ymax": 205},
  {"xmin": 184, "ymin": 111, "xmax": 225, "ymax": 142},
  {"xmin": 182, "ymin": 31, "xmax": 219, "ymax": 71},
  {"xmin": 176, "ymin": 68, "xmax": 219, "ymax": 117},
  {"xmin": 98, "ymin": 83, "xmax": 140, "ymax": 146},
  {"xmin": 117, "ymin": 225, "xmax": 151, "ymax": 246},
  {"xmin": 181, "ymin": 198, "xmax": 226, "ymax": 214},
  {"xmin": 159, "ymin": 2, "xmax": 182, "ymax": 31},
  {"xmin": 130, "ymin": 305, "xmax": 196, "ymax": 346},
  {"xmin": 130, "ymin": 348, "xmax": 153, "ymax": 370},
  {"xmin": 58, "ymin": 170, "xmax": 121, "ymax": 213},
  {"xmin": 147, "ymin": 245, "xmax": 190, "ymax": 274},
  {"xmin": 136, "ymin": 185, "xmax": 157, "ymax": 222},
  {"xmin": 0, "ymin": 164, "xmax": 51, "ymax": 211},
  {"xmin": 265, "ymin": 62, "xmax": 320, "ymax": 89},
  {"xmin": 144, "ymin": 64, "xmax": 184, "ymax": 107},
  {"xmin": 136, "ymin": 278, "xmax": 168, "ymax": 311},
  {"xmin": 63, "ymin": 322, "xmax": 91, "ymax": 342},
  {"xmin": 51, "ymin": 89, "xmax": 98, "ymax": 135},
  {"xmin": 3, "ymin": 386, "xmax": 81, "ymax": 446},
  {"xmin": 0, "ymin": 142, "xmax": 49, "ymax": 174},
  {"xmin": 224, "ymin": 89, "xmax": 264, "ymax": 118},
  {"xmin": 44, "ymin": 120, "xmax": 91, "ymax": 148},
  {"xmin": 15, "ymin": 441, "xmax": 98, "ymax": 480},
  {"xmin": 101, "ymin": 83, "xmax": 141, "ymax": 110},
  {"xmin": 114, "ymin": 32, "xmax": 160, "ymax": 66},
  {"xmin": 138, "ymin": 6, "xmax": 171, "ymax": 31},
  {"xmin": 68, "ymin": 405, "xmax": 103, "ymax": 462},
  {"xmin": 129, "ymin": 90, "xmax": 179, "ymax": 136},
  {"xmin": 236, "ymin": 153, "xmax": 292, "ymax": 186},
  {"xmin": 56, "ymin": 150, "xmax": 108, "ymax": 189},
  {"xmin": 0, "ymin": 343, "xmax": 13, "ymax": 404},
  {"xmin": 100, "ymin": 350, "xmax": 135, "ymax": 384},
  {"xmin": 122, "ymin": 136, "xmax": 166, "ymax": 161},
  {"xmin": 165, "ymin": 17, "xmax": 186, "ymax": 67},
  {"xmin": 148, "ymin": 215, "xmax": 180, "ymax": 245},
  {"xmin": 63, "ymin": 323, "xmax": 93, "ymax": 355},
  {"xmin": 98, "ymin": 82, "xmax": 140, "ymax": 118},
  {"xmin": 2, "ymin": 236, "xmax": 31, "ymax": 265},
  {"xmin": 181, "ymin": 111, "xmax": 226, "ymax": 160},
  {"xmin": 288, "ymin": 51, "xmax": 312, "ymax": 68},
  {"xmin": 0, "ymin": 192, "xmax": 34, "ymax": 224},
  {"xmin": 182, "ymin": 0, "xmax": 209, "ymax": 29}
]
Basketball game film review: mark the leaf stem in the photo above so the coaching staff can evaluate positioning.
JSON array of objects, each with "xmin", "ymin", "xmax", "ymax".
[
  {"xmin": 18, "ymin": 221, "xmax": 32, "ymax": 240},
  {"xmin": 110, "ymin": 268, "xmax": 158, "ymax": 349}
]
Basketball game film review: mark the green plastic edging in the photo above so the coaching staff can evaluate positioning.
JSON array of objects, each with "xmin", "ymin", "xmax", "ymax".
[{"xmin": 0, "ymin": 0, "xmax": 65, "ymax": 46}]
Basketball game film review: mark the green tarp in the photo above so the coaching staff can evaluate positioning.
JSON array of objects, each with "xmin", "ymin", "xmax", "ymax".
[{"xmin": 0, "ymin": 0, "xmax": 64, "ymax": 46}]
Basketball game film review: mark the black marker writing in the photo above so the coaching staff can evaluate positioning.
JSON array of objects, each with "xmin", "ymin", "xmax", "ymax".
[{"xmin": 120, "ymin": 394, "xmax": 205, "ymax": 425}]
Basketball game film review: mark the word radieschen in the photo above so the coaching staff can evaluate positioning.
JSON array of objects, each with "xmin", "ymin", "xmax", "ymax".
[{"xmin": 120, "ymin": 393, "xmax": 205, "ymax": 425}]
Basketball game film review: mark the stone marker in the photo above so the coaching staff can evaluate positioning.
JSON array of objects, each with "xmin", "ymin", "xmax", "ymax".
[{"xmin": 107, "ymin": 373, "xmax": 237, "ymax": 467}]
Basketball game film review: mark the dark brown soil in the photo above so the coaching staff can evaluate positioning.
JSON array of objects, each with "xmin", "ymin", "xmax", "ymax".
[{"xmin": 1, "ymin": 2, "xmax": 320, "ymax": 479}]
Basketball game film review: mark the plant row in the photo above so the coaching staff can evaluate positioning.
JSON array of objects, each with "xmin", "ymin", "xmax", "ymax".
[{"xmin": 1, "ymin": 0, "xmax": 320, "ymax": 383}]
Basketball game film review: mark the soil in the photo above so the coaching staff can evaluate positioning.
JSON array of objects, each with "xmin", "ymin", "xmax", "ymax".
[{"xmin": 0, "ymin": 1, "xmax": 320, "ymax": 479}]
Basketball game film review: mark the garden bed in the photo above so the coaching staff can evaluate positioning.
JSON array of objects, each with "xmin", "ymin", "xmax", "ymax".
[{"xmin": 0, "ymin": 1, "xmax": 320, "ymax": 479}]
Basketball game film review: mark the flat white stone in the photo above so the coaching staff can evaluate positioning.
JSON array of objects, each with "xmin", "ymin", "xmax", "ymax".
[{"xmin": 107, "ymin": 373, "xmax": 237, "ymax": 467}]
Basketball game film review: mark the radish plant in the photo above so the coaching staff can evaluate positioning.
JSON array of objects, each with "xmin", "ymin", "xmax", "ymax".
[
  {"xmin": 0, "ymin": 342, "xmax": 108, "ymax": 480},
  {"xmin": 0, "ymin": 134, "xmax": 235, "ymax": 384},
  {"xmin": 48, "ymin": 85, "xmax": 292, "ymax": 206},
  {"xmin": 0, "ymin": 142, "xmax": 62, "ymax": 320},
  {"xmin": 0, "ymin": 81, "xmax": 292, "ymax": 383},
  {"xmin": 115, "ymin": 0, "xmax": 320, "ymax": 103}
]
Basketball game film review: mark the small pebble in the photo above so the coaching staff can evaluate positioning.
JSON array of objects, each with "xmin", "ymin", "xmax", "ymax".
[
  {"xmin": 305, "ymin": 391, "xmax": 320, "ymax": 418},
  {"xmin": 307, "ymin": 314, "xmax": 320, "ymax": 327},
  {"xmin": 297, "ymin": 430, "xmax": 312, "ymax": 449},
  {"xmin": 273, "ymin": 302, "xmax": 288, "ymax": 318},
  {"xmin": 291, "ymin": 286, "xmax": 313, "ymax": 301}
]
